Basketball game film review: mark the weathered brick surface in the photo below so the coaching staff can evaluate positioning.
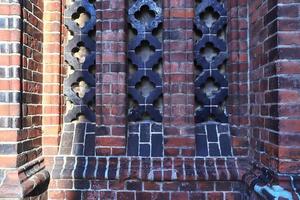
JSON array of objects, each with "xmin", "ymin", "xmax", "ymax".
[
  {"xmin": 0, "ymin": 0, "xmax": 299, "ymax": 199},
  {"xmin": 48, "ymin": 180, "xmax": 248, "ymax": 200},
  {"xmin": 248, "ymin": 0, "xmax": 300, "ymax": 196},
  {"xmin": 0, "ymin": 0, "xmax": 49, "ymax": 198}
]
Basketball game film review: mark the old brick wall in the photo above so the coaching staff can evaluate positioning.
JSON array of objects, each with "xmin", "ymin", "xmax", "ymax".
[
  {"xmin": 47, "ymin": 0, "xmax": 251, "ymax": 199},
  {"xmin": 0, "ymin": 0, "xmax": 299, "ymax": 199},
  {"xmin": 0, "ymin": 0, "xmax": 49, "ymax": 198},
  {"xmin": 248, "ymin": 0, "xmax": 300, "ymax": 197}
]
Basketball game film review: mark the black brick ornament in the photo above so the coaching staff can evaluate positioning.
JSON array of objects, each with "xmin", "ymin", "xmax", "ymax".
[
  {"xmin": 126, "ymin": 0, "xmax": 164, "ymax": 157},
  {"xmin": 194, "ymin": 0, "xmax": 232, "ymax": 157},
  {"xmin": 127, "ymin": 0, "xmax": 163, "ymax": 122},
  {"xmin": 64, "ymin": 0, "xmax": 96, "ymax": 123},
  {"xmin": 194, "ymin": 0, "xmax": 228, "ymax": 123}
]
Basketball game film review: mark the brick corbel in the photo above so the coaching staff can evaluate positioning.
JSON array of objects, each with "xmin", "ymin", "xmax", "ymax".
[{"xmin": 0, "ymin": 158, "xmax": 49, "ymax": 198}]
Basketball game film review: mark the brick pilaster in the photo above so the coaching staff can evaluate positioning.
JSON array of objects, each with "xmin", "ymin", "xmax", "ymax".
[
  {"xmin": 0, "ymin": 0, "xmax": 49, "ymax": 198},
  {"xmin": 163, "ymin": 0, "xmax": 195, "ymax": 157}
]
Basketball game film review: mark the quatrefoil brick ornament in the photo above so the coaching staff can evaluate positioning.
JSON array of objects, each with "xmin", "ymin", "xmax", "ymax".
[
  {"xmin": 194, "ymin": 35, "xmax": 227, "ymax": 70},
  {"xmin": 194, "ymin": 0, "xmax": 232, "ymax": 157},
  {"xmin": 65, "ymin": 0, "xmax": 96, "ymax": 34},
  {"xmin": 128, "ymin": 71, "xmax": 162, "ymax": 122},
  {"xmin": 127, "ymin": 0, "xmax": 164, "ymax": 157},
  {"xmin": 128, "ymin": 34, "xmax": 162, "ymax": 70},
  {"xmin": 64, "ymin": 0, "xmax": 96, "ymax": 123},
  {"xmin": 127, "ymin": 0, "xmax": 163, "ymax": 122},
  {"xmin": 194, "ymin": 0, "xmax": 227, "ymax": 34},
  {"xmin": 128, "ymin": 0, "xmax": 162, "ymax": 33},
  {"xmin": 194, "ymin": 0, "xmax": 228, "ymax": 123}
]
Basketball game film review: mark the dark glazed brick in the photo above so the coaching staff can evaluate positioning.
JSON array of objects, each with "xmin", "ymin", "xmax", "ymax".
[
  {"xmin": 74, "ymin": 123, "xmax": 86, "ymax": 143},
  {"xmin": 196, "ymin": 134, "xmax": 208, "ymax": 156},
  {"xmin": 207, "ymin": 124, "xmax": 218, "ymax": 142},
  {"xmin": 194, "ymin": 0, "xmax": 228, "ymax": 123},
  {"xmin": 72, "ymin": 144, "xmax": 84, "ymax": 155},
  {"xmin": 151, "ymin": 123, "xmax": 162, "ymax": 132},
  {"xmin": 127, "ymin": 134, "xmax": 139, "ymax": 156},
  {"xmin": 63, "ymin": 0, "xmax": 96, "ymax": 124},
  {"xmin": 86, "ymin": 123, "xmax": 96, "ymax": 132},
  {"xmin": 84, "ymin": 134, "xmax": 95, "ymax": 156},
  {"xmin": 209, "ymin": 143, "xmax": 221, "ymax": 156},
  {"xmin": 96, "ymin": 158, "xmax": 106, "ymax": 179},
  {"xmin": 74, "ymin": 157, "xmax": 86, "ymax": 179},
  {"xmin": 0, "ymin": 92, "xmax": 20, "ymax": 103},
  {"xmin": 60, "ymin": 132, "xmax": 74, "ymax": 149},
  {"xmin": 128, "ymin": 123, "xmax": 139, "ymax": 132},
  {"xmin": 127, "ymin": 0, "xmax": 163, "ymax": 122},
  {"xmin": 85, "ymin": 157, "xmax": 96, "ymax": 179},
  {"xmin": 195, "ymin": 125, "xmax": 205, "ymax": 133},
  {"xmin": 140, "ymin": 144, "xmax": 150, "ymax": 156},
  {"xmin": 74, "ymin": 180, "xmax": 90, "ymax": 189},
  {"xmin": 220, "ymin": 134, "xmax": 232, "ymax": 156},
  {"xmin": 218, "ymin": 124, "xmax": 228, "ymax": 133},
  {"xmin": 108, "ymin": 158, "xmax": 118, "ymax": 179},
  {"xmin": 140, "ymin": 123, "xmax": 150, "ymax": 142},
  {"xmin": 0, "ymin": 144, "xmax": 17, "ymax": 154},
  {"xmin": 151, "ymin": 134, "xmax": 163, "ymax": 157}
]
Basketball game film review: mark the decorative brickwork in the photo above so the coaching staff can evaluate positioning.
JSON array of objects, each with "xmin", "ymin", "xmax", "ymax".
[
  {"xmin": 193, "ymin": 0, "xmax": 232, "ymax": 157},
  {"xmin": 127, "ymin": 0, "xmax": 164, "ymax": 157},
  {"xmin": 194, "ymin": 0, "xmax": 228, "ymax": 123},
  {"xmin": 195, "ymin": 123, "xmax": 231, "ymax": 156},
  {"xmin": 0, "ymin": 0, "xmax": 49, "ymax": 198},
  {"xmin": 57, "ymin": 0, "xmax": 97, "ymax": 157},
  {"xmin": 64, "ymin": 0, "xmax": 96, "ymax": 123},
  {"xmin": 127, "ymin": 122, "xmax": 163, "ymax": 156},
  {"xmin": 0, "ymin": 0, "xmax": 300, "ymax": 199}
]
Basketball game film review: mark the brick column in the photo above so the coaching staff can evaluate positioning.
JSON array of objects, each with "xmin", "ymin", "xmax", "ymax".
[
  {"xmin": 248, "ymin": 0, "xmax": 300, "ymax": 196},
  {"xmin": 96, "ymin": 0, "xmax": 127, "ymax": 156},
  {"xmin": 42, "ymin": 0, "xmax": 64, "ymax": 157},
  {"xmin": 275, "ymin": 0, "xmax": 300, "ymax": 192},
  {"xmin": 0, "ymin": 0, "xmax": 49, "ymax": 198},
  {"xmin": 0, "ymin": 1, "xmax": 23, "ymax": 196},
  {"xmin": 163, "ymin": 0, "xmax": 195, "ymax": 157},
  {"xmin": 227, "ymin": 0, "xmax": 249, "ymax": 157}
]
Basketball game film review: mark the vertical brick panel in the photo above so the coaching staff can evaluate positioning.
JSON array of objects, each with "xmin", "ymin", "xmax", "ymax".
[
  {"xmin": 126, "ymin": 0, "xmax": 164, "ymax": 157},
  {"xmin": 42, "ymin": 0, "xmax": 63, "ymax": 157},
  {"xmin": 276, "ymin": 1, "xmax": 300, "ymax": 175},
  {"xmin": 21, "ymin": 0, "xmax": 44, "ymax": 167},
  {"xmin": 0, "ymin": 1, "xmax": 22, "ymax": 169},
  {"xmin": 227, "ymin": 0, "xmax": 250, "ymax": 158},
  {"xmin": 163, "ymin": 0, "xmax": 195, "ymax": 157},
  {"xmin": 95, "ymin": 0, "xmax": 127, "ymax": 156},
  {"xmin": 248, "ymin": 0, "xmax": 300, "ymax": 195},
  {"xmin": 249, "ymin": 0, "xmax": 278, "ymax": 171},
  {"xmin": 0, "ymin": 0, "xmax": 49, "ymax": 198}
]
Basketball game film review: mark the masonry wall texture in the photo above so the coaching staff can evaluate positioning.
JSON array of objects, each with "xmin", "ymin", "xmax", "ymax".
[{"xmin": 0, "ymin": 0, "xmax": 299, "ymax": 200}]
